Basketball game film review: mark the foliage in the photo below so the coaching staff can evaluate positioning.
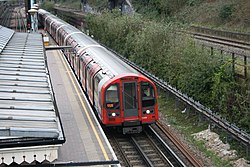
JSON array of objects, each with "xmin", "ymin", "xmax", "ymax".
[
  {"xmin": 40, "ymin": 1, "xmax": 55, "ymax": 11},
  {"xmin": 230, "ymin": 82, "xmax": 250, "ymax": 129},
  {"xmin": 85, "ymin": 10, "xmax": 145, "ymax": 57},
  {"xmin": 133, "ymin": 0, "xmax": 250, "ymax": 31},
  {"xmin": 210, "ymin": 61, "xmax": 234, "ymax": 111},
  {"xmin": 86, "ymin": 11, "xmax": 250, "ymax": 133},
  {"xmin": 187, "ymin": 0, "xmax": 202, "ymax": 6},
  {"xmin": 88, "ymin": 0, "xmax": 107, "ymax": 9},
  {"xmin": 57, "ymin": 0, "xmax": 81, "ymax": 10},
  {"xmin": 158, "ymin": 93, "xmax": 234, "ymax": 166},
  {"xmin": 194, "ymin": 140, "xmax": 233, "ymax": 166},
  {"xmin": 133, "ymin": 0, "xmax": 188, "ymax": 18},
  {"xmin": 219, "ymin": 4, "xmax": 235, "ymax": 21}
]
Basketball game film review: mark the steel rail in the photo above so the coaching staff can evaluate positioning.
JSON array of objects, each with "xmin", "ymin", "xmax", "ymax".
[
  {"xmin": 191, "ymin": 25, "xmax": 250, "ymax": 43},
  {"xmin": 21, "ymin": 10, "xmax": 27, "ymax": 32},
  {"xmin": 14, "ymin": 7, "xmax": 26, "ymax": 32},
  {"xmin": 111, "ymin": 135, "xmax": 132, "ymax": 167},
  {"xmin": 106, "ymin": 46, "xmax": 250, "ymax": 151},
  {"xmin": 107, "ymin": 132, "xmax": 148, "ymax": 166},
  {"xmin": 185, "ymin": 29, "xmax": 250, "ymax": 79},
  {"xmin": 17, "ymin": 10, "xmax": 21, "ymax": 32},
  {"xmin": 130, "ymin": 136, "xmax": 155, "ymax": 167},
  {"xmin": 6, "ymin": 8, "xmax": 12, "ymax": 28},
  {"xmin": 108, "ymin": 129, "xmax": 185, "ymax": 166},
  {"xmin": 1, "ymin": 8, "xmax": 9, "ymax": 26},
  {"xmin": 193, "ymin": 34, "xmax": 250, "ymax": 51},
  {"xmin": 193, "ymin": 32, "xmax": 250, "ymax": 46},
  {"xmin": 145, "ymin": 128, "xmax": 182, "ymax": 167},
  {"xmin": 155, "ymin": 121, "xmax": 203, "ymax": 167}
]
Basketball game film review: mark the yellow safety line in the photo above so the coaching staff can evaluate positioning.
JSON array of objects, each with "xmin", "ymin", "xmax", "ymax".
[{"xmin": 56, "ymin": 50, "xmax": 109, "ymax": 160}]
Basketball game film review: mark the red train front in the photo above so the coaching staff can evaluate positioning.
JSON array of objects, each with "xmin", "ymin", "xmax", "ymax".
[
  {"xmin": 38, "ymin": 9, "xmax": 158, "ymax": 134},
  {"xmin": 101, "ymin": 74, "xmax": 158, "ymax": 133}
]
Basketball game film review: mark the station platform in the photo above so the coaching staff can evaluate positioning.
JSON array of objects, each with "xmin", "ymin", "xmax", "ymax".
[
  {"xmin": 46, "ymin": 48, "xmax": 119, "ymax": 165},
  {"xmin": 0, "ymin": 26, "xmax": 65, "ymax": 165},
  {"xmin": 0, "ymin": 24, "xmax": 119, "ymax": 166}
]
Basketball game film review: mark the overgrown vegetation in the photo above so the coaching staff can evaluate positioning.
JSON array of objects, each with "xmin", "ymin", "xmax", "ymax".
[
  {"xmin": 55, "ymin": 0, "xmax": 81, "ymax": 10},
  {"xmin": 40, "ymin": 1, "xmax": 55, "ymax": 11},
  {"xmin": 219, "ymin": 4, "xmax": 235, "ymax": 21},
  {"xmin": 85, "ymin": 10, "xmax": 250, "ymax": 133},
  {"xmin": 133, "ymin": 0, "xmax": 189, "ymax": 18},
  {"xmin": 44, "ymin": 0, "xmax": 250, "ymax": 164},
  {"xmin": 133, "ymin": 0, "xmax": 250, "ymax": 31},
  {"xmin": 159, "ymin": 94, "xmax": 234, "ymax": 166}
]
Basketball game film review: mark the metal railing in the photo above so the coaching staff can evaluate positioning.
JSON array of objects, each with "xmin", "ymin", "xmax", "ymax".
[
  {"xmin": 191, "ymin": 25, "xmax": 250, "ymax": 43},
  {"xmin": 106, "ymin": 47, "xmax": 250, "ymax": 151}
]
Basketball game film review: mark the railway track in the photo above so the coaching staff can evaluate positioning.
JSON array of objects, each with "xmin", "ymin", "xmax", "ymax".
[
  {"xmin": 153, "ymin": 121, "xmax": 203, "ymax": 167},
  {"xmin": 53, "ymin": 7, "xmax": 85, "ymax": 29},
  {"xmin": 14, "ymin": 7, "xmax": 26, "ymax": 32},
  {"xmin": 39, "ymin": 8, "xmax": 200, "ymax": 166},
  {"xmin": 106, "ymin": 45, "xmax": 250, "ymax": 159},
  {"xmin": 44, "ymin": 8, "xmax": 250, "ymax": 164},
  {"xmin": 191, "ymin": 25, "xmax": 250, "ymax": 43},
  {"xmin": 43, "ymin": 8, "xmax": 204, "ymax": 166},
  {"xmin": 0, "ymin": 8, "xmax": 12, "ymax": 28},
  {"xmin": 0, "ymin": 6, "xmax": 26, "ymax": 32},
  {"xmin": 107, "ymin": 122, "xmax": 203, "ymax": 167},
  {"xmin": 188, "ymin": 27, "xmax": 250, "ymax": 79},
  {"xmin": 193, "ymin": 32, "xmax": 250, "ymax": 51}
]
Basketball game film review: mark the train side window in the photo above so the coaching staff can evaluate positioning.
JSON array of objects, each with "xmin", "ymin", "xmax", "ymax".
[
  {"xmin": 82, "ymin": 60, "xmax": 85, "ymax": 80},
  {"xmin": 86, "ymin": 66, "xmax": 91, "ymax": 90},
  {"xmin": 105, "ymin": 84, "xmax": 120, "ymax": 109},
  {"xmin": 141, "ymin": 82, "xmax": 155, "ymax": 107},
  {"xmin": 94, "ymin": 73, "xmax": 102, "ymax": 98}
]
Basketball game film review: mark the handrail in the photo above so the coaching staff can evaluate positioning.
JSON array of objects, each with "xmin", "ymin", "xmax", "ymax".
[{"xmin": 106, "ymin": 46, "xmax": 250, "ymax": 148}]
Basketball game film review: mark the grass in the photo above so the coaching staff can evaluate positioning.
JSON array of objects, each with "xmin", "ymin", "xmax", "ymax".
[
  {"xmin": 158, "ymin": 91, "xmax": 237, "ymax": 167},
  {"xmin": 176, "ymin": 0, "xmax": 250, "ymax": 32},
  {"xmin": 57, "ymin": 0, "xmax": 82, "ymax": 10},
  {"xmin": 158, "ymin": 91, "xmax": 208, "ymax": 136}
]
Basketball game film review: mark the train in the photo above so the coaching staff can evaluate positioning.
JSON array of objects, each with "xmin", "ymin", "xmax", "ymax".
[{"xmin": 38, "ymin": 9, "xmax": 158, "ymax": 134}]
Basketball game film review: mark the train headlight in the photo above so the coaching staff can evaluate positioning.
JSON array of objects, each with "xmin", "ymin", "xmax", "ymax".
[
  {"xmin": 112, "ymin": 113, "xmax": 116, "ymax": 117},
  {"xmin": 146, "ymin": 110, "xmax": 150, "ymax": 114}
]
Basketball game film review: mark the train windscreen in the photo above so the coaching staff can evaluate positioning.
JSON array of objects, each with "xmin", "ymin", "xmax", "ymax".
[
  {"xmin": 141, "ymin": 82, "xmax": 155, "ymax": 107},
  {"xmin": 105, "ymin": 84, "xmax": 120, "ymax": 109}
]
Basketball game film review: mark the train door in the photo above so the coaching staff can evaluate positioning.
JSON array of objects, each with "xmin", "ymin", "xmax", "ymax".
[{"xmin": 123, "ymin": 82, "xmax": 138, "ymax": 117}]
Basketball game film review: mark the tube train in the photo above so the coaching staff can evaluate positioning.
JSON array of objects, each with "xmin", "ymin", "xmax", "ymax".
[{"xmin": 38, "ymin": 9, "xmax": 158, "ymax": 134}]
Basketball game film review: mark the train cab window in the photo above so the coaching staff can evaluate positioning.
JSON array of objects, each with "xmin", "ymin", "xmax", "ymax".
[
  {"xmin": 141, "ymin": 82, "xmax": 155, "ymax": 107},
  {"xmin": 105, "ymin": 84, "xmax": 120, "ymax": 110}
]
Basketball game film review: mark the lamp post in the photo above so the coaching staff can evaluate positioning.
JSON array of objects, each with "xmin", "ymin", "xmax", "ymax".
[
  {"xmin": 32, "ymin": 5, "xmax": 39, "ymax": 32},
  {"xmin": 28, "ymin": 8, "xmax": 38, "ymax": 33}
]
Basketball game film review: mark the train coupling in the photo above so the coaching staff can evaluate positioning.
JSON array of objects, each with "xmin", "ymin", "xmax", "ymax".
[{"xmin": 123, "ymin": 126, "xmax": 142, "ymax": 134}]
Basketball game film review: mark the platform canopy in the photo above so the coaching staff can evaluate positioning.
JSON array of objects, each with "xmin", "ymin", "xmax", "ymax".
[{"xmin": 0, "ymin": 26, "xmax": 65, "ymax": 165}]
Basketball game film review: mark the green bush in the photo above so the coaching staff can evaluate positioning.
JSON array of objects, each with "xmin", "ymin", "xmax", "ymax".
[
  {"xmin": 86, "ymin": 10, "xmax": 145, "ymax": 57},
  {"xmin": 40, "ymin": 1, "xmax": 55, "ymax": 11},
  {"xmin": 134, "ymin": 0, "xmax": 187, "ymax": 17},
  {"xmin": 86, "ymin": 11, "xmax": 250, "ymax": 132},
  {"xmin": 219, "ymin": 4, "xmax": 235, "ymax": 20}
]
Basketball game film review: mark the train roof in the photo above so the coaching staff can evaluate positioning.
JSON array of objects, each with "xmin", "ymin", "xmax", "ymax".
[
  {"xmin": 39, "ymin": 9, "xmax": 139, "ymax": 77},
  {"xmin": 70, "ymin": 32, "xmax": 139, "ymax": 76},
  {"xmin": 84, "ymin": 45, "xmax": 139, "ymax": 76},
  {"xmin": 0, "ymin": 26, "xmax": 64, "ymax": 148}
]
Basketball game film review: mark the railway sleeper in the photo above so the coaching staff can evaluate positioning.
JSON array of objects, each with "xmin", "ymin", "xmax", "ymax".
[{"xmin": 123, "ymin": 149, "xmax": 139, "ymax": 154}]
